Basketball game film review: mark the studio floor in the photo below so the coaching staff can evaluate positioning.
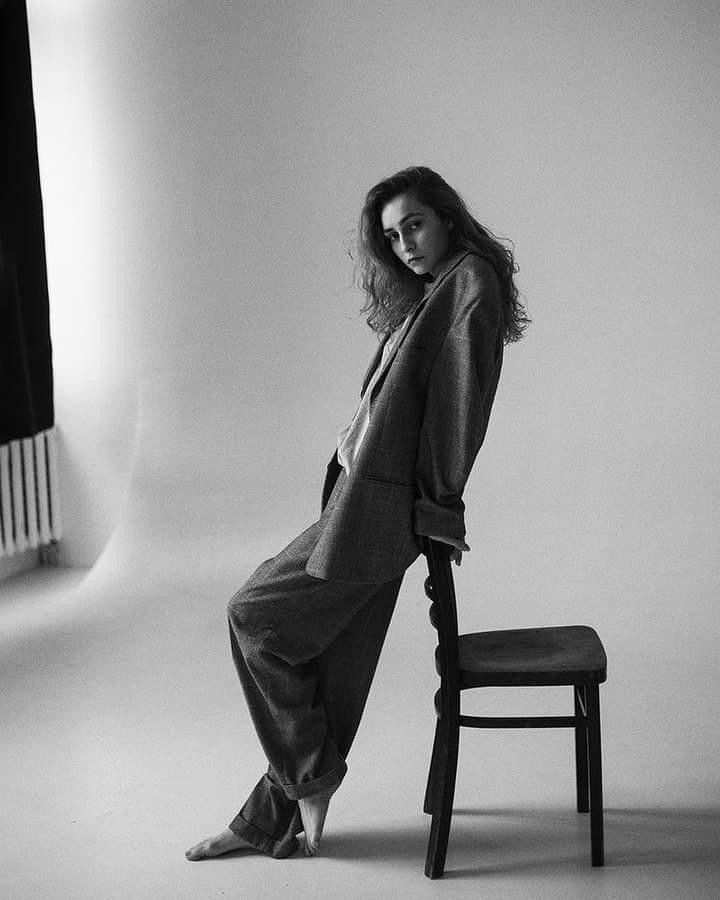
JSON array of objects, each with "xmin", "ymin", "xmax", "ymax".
[{"xmin": 2, "ymin": 556, "xmax": 719, "ymax": 900}]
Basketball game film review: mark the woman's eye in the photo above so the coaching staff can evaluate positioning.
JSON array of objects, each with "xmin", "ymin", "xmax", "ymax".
[{"xmin": 389, "ymin": 233, "xmax": 399, "ymax": 242}]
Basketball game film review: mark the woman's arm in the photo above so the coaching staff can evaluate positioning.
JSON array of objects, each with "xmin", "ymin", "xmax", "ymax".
[{"xmin": 413, "ymin": 267, "xmax": 503, "ymax": 551}]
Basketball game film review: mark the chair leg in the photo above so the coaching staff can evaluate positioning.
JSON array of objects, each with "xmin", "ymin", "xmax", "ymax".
[
  {"xmin": 586, "ymin": 684, "xmax": 604, "ymax": 866},
  {"xmin": 574, "ymin": 685, "xmax": 589, "ymax": 813},
  {"xmin": 424, "ymin": 719, "xmax": 441, "ymax": 814},
  {"xmin": 424, "ymin": 716, "xmax": 459, "ymax": 879}
]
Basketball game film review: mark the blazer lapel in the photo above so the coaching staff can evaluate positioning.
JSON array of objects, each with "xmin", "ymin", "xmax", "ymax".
[
  {"xmin": 366, "ymin": 250, "xmax": 470, "ymax": 400},
  {"xmin": 360, "ymin": 338, "xmax": 387, "ymax": 396}
]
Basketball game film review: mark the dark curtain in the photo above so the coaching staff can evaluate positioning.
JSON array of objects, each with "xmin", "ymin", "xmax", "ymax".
[{"xmin": 0, "ymin": 0, "xmax": 54, "ymax": 445}]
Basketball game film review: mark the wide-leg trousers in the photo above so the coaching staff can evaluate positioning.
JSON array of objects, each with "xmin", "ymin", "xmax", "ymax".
[{"xmin": 226, "ymin": 471, "xmax": 404, "ymax": 857}]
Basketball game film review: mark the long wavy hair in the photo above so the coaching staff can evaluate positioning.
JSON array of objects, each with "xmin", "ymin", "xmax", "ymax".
[{"xmin": 355, "ymin": 166, "xmax": 529, "ymax": 341}]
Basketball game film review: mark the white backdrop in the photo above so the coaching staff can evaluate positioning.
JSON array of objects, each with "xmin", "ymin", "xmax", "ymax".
[{"xmin": 28, "ymin": 0, "xmax": 720, "ymax": 811}]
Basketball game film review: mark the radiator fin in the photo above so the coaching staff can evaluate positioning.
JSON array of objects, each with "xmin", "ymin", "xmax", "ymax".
[{"xmin": 0, "ymin": 428, "xmax": 62, "ymax": 558}]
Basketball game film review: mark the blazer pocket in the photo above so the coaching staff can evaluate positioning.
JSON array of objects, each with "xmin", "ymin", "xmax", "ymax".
[
  {"xmin": 360, "ymin": 473, "xmax": 415, "ymax": 488},
  {"xmin": 361, "ymin": 446, "xmax": 417, "ymax": 488}
]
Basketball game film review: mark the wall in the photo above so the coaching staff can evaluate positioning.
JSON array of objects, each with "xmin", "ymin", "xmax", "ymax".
[
  {"xmin": 27, "ymin": 0, "xmax": 720, "ymax": 804},
  {"xmin": 28, "ymin": 0, "xmax": 141, "ymax": 566}
]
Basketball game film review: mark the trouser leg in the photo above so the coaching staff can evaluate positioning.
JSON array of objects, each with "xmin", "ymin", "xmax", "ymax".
[
  {"xmin": 226, "ymin": 515, "xmax": 402, "ymax": 856},
  {"xmin": 316, "ymin": 577, "xmax": 400, "ymax": 758}
]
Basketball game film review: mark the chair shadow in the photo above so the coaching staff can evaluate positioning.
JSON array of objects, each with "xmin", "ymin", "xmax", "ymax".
[{"xmin": 323, "ymin": 806, "xmax": 720, "ymax": 879}]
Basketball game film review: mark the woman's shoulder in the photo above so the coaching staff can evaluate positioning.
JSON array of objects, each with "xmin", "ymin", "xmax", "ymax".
[
  {"xmin": 420, "ymin": 253, "xmax": 499, "ymax": 334},
  {"xmin": 438, "ymin": 252, "xmax": 501, "ymax": 309},
  {"xmin": 454, "ymin": 250, "xmax": 498, "ymax": 283}
]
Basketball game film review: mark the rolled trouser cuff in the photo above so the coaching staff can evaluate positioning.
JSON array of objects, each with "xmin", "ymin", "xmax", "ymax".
[
  {"xmin": 282, "ymin": 759, "xmax": 347, "ymax": 800},
  {"xmin": 228, "ymin": 815, "xmax": 299, "ymax": 859}
]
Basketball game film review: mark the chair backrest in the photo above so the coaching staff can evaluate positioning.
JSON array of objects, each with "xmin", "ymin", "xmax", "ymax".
[{"xmin": 423, "ymin": 538, "xmax": 461, "ymax": 715}]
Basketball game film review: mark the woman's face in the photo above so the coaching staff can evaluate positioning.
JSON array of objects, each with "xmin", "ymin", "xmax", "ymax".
[{"xmin": 380, "ymin": 192, "xmax": 452, "ymax": 278}]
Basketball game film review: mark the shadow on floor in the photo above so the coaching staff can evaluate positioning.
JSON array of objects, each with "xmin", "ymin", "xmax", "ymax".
[{"xmin": 323, "ymin": 806, "xmax": 720, "ymax": 879}]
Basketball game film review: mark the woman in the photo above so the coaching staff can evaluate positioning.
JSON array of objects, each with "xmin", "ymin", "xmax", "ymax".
[{"xmin": 186, "ymin": 166, "xmax": 527, "ymax": 861}]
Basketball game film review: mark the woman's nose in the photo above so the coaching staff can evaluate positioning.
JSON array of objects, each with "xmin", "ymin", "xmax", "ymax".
[{"xmin": 400, "ymin": 234, "xmax": 414, "ymax": 252}]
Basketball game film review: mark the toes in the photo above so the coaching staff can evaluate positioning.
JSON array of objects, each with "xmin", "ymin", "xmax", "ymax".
[{"xmin": 185, "ymin": 838, "xmax": 219, "ymax": 861}]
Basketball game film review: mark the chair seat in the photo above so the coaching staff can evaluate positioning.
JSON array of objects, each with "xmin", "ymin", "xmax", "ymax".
[{"xmin": 457, "ymin": 625, "xmax": 607, "ymax": 688}]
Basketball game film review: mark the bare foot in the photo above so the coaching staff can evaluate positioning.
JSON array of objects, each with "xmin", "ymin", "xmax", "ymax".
[
  {"xmin": 298, "ymin": 788, "xmax": 336, "ymax": 856},
  {"xmin": 185, "ymin": 827, "xmax": 254, "ymax": 861}
]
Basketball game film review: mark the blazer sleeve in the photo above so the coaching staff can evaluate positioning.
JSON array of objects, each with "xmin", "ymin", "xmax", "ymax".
[{"xmin": 413, "ymin": 272, "xmax": 504, "ymax": 548}]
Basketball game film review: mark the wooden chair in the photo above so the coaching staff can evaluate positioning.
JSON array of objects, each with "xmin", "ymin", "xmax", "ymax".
[{"xmin": 422, "ymin": 537, "xmax": 607, "ymax": 879}]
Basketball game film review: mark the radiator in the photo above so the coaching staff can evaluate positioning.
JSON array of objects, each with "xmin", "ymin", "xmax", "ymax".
[{"xmin": 0, "ymin": 427, "xmax": 62, "ymax": 558}]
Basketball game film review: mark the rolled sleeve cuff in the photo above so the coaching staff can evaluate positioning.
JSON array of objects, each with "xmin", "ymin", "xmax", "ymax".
[
  {"xmin": 423, "ymin": 534, "xmax": 470, "ymax": 552},
  {"xmin": 414, "ymin": 498, "xmax": 467, "ymax": 549}
]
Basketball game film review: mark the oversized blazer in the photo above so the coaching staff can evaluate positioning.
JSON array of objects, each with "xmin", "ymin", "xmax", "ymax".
[{"xmin": 306, "ymin": 249, "xmax": 504, "ymax": 584}]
